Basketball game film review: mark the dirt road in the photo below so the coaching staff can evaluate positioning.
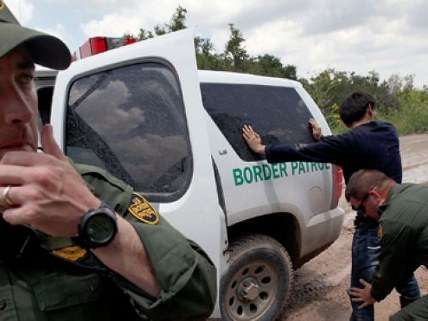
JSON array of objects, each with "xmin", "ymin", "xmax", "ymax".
[{"xmin": 282, "ymin": 134, "xmax": 428, "ymax": 321}]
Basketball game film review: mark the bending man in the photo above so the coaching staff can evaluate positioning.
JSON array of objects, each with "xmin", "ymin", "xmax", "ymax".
[{"xmin": 347, "ymin": 169, "xmax": 428, "ymax": 321}]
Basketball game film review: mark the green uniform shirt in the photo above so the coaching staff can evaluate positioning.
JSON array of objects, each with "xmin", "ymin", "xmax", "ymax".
[
  {"xmin": 0, "ymin": 164, "xmax": 216, "ymax": 321},
  {"xmin": 371, "ymin": 183, "xmax": 428, "ymax": 301}
]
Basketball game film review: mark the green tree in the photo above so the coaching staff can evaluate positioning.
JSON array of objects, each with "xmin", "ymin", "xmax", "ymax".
[
  {"xmin": 195, "ymin": 36, "xmax": 214, "ymax": 55},
  {"xmin": 137, "ymin": 6, "xmax": 187, "ymax": 40},
  {"xmin": 194, "ymin": 36, "xmax": 227, "ymax": 70},
  {"xmin": 153, "ymin": 24, "xmax": 167, "ymax": 36},
  {"xmin": 224, "ymin": 24, "xmax": 249, "ymax": 71},
  {"xmin": 138, "ymin": 28, "xmax": 153, "ymax": 40},
  {"xmin": 248, "ymin": 54, "xmax": 297, "ymax": 80},
  {"xmin": 168, "ymin": 6, "xmax": 187, "ymax": 31},
  {"xmin": 130, "ymin": 7, "xmax": 298, "ymax": 78},
  {"xmin": 128, "ymin": 6, "xmax": 428, "ymax": 135}
]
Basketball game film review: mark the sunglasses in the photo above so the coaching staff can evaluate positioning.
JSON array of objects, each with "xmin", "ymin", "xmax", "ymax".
[{"xmin": 351, "ymin": 193, "xmax": 370, "ymax": 212}]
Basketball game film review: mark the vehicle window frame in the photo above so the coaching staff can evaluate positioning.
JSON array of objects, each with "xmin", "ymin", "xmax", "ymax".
[
  {"xmin": 200, "ymin": 82, "xmax": 316, "ymax": 162},
  {"xmin": 64, "ymin": 58, "xmax": 194, "ymax": 203}
]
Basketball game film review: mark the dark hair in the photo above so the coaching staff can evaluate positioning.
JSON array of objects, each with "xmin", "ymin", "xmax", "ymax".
[
  {"xmin": 345, "ymin": 169, "xmax": 391, "ymax": 201},
  {"xmin": 339, "ymin": 92, "xmax": 375, "ymax": 127}
]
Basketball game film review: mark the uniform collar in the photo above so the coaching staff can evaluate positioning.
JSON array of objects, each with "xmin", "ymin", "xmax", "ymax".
[{"xmin": 378, "ymin": 183, "xmax": 413, "ymax": 215}]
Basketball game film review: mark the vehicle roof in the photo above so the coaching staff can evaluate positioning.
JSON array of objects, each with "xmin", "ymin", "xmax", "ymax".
[
  {"xmin": 198, "ymin": 70, "xmax": 302, "ymax": 88},
  {"xmin": 35, "ymin": 68, "xmax": 302, "ymax": 89}
]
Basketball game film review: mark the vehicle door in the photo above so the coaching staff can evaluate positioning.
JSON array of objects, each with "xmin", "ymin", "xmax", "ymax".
[
  {"xmin": 50, "ymin": 30, "xmax": 226, "ymax": 277},
  {"xmin": 200, "ymin": 80, "xmax": 334, "ymax": 226}
]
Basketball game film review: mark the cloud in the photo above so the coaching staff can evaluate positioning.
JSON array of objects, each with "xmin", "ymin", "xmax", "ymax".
[
  {"xmin": 81, "ymin": 13, "xmax": 143, "ymax": 37},
  {"xmin": 40, "ymin": 23, "xmax": 71, "ymax": 46},
  {"xmin": 298, "ymin": 0, "xmax": 375, "ymax": 35},
  {"xmin": 78, "ymin": 0, "xmax": 119, "ymax": 5},
  {"xmin": 233, "ymin": 1, "xmax": 428, "ymax": 87},
  {"xmin": 4, "ymin": 0, "xmax": 34, "ymax": 24},
  {"xmin": 246, "ymin": 20, "xmax": 302, "ymax": 57},
  {"xmin": 43, "ymin": 0, "xmax": 121, "ymax": 10},
  {"xmin": 18, "ymin": 0, "xmax": 428, "ymax": 87},
  {"xmin": 111, "ymin": 133, "xmax": 188, "ymax": 187},
  {"xmin": 402, "ymin": 0, "xmax": 428, "ymax": 31}
]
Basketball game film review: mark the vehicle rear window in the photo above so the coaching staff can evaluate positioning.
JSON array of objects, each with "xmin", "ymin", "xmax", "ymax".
[
  {"xmin": 66, "ymin": 62, "xmax": 192, "ymax": 202},
  {"xmin": 200, "ymin": 83, "xmax": 315, "ymax": 161}
]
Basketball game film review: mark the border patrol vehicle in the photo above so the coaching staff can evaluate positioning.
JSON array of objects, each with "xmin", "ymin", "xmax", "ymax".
[{"xmin": 36, "ymin": 30, "xmax": 345, "ymax": 321}]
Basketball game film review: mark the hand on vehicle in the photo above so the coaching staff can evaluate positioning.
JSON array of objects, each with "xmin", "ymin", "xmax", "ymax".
[
  {"xmin": 349, "ymin": 279, "xmax": 376, "ymax": 308},
  {"xmin": 242, "ymin": 124, "xmax": 266, "ymax": 155},
  {"xmin": 309, "ymin": 118, "xmax": 322, "ymax": 141},
  {"xmin": 0, "ymin": 125, "xmax": 101, "ymax": 237}
]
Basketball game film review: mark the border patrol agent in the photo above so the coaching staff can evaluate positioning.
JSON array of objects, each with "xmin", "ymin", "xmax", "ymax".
[
  {"xmin": 0, "ymin": 2, "xmax": 216, "ymax": 320},
  {"xmin": 347, "ymin": 169, "xmax": 428, "ymax": 321}
]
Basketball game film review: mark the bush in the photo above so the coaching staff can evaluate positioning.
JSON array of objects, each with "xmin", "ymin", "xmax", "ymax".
[
  {"xmin": 322, "ymin": 87, "xmax": 428, "ymax": 136},
  {"xmin": 381, "ymin": 90, "xmax": 428, "ymax": 135}
]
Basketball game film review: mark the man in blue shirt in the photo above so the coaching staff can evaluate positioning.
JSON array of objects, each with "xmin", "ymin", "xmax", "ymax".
[{"xmin": 242, "ymin": 92, "xmax": 420, "ymax": 321}]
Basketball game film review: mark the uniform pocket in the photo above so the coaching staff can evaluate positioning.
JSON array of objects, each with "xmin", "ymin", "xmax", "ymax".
[{"xmin": 32, "ymin": 272, "xmax": 103, "ymax": 311}]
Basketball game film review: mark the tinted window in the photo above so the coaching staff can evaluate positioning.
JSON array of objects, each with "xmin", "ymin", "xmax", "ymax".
[
  {"xmin": 66, "ymin": 62, "xmax": 192, "ymax": 201},
  {"xmin": 200, "ymin": 83, "xmax": 315, "ymax": 161}
]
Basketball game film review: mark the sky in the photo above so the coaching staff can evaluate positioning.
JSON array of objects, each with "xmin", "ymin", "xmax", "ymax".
[{"xmin": 5, "ymin": 0, "xmax": 428, "ymax": 88}]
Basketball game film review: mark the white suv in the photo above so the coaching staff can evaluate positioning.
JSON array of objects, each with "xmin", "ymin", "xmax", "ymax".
[{"xmin": 36, "ymin": 29, "xmax": 344, "ymax": 321}]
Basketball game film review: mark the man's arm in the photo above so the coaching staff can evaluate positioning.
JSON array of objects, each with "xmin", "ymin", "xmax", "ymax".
[
  {"xmin": 0, "ymin": 125, "xmax": 160, "ymax": 295},
  {"xmin": 76, "ymin": 161, "xmax": 217, "ymax": 320},
  {"xmin": 115, "ymin": 212, "xmax": 217, "ymax": 321},
  {"xmin": 0, "ymin": 125, "xmax": 217, "ymax": 320},
  {"xmin": 93, "ymin": 217, "xmax": 161, "ymax": 296},
  {"xmin": 370, "ymin": 221, "xmax": 415, "ymax": 301},
  {"xmin": 350, "ymin": 220, "xmax": 415, "ymax": 306},
  {"xmin": 242, "ymin": 124, "xmax": 353, "ymax": 165}
]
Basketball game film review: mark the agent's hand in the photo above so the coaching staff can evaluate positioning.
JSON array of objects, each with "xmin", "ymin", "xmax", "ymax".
[
  {"xmin": 242, "ymin": 124, "xmax": 266, "ymax": 155},
  {"xmin": 0, "ymin": 125, "xmax": 100, "ymax": 237},
  {"xmin": 309, "ymin": 118, "xmax": 322, "ymax": 141},
  {"xmin": 349, "ymin": 279, "xmax": 376, "ymax": 309}
]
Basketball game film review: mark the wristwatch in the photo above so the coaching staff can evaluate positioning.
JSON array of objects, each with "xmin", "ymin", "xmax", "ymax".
[{"xmin": 76, "ymin": 204, "xmax": 118, "ymax": 249}]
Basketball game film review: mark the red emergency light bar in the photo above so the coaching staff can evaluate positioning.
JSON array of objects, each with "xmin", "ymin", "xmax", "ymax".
[{"xmin": 72, "ymin": 35, "xmax": 138, "ymax": 61}]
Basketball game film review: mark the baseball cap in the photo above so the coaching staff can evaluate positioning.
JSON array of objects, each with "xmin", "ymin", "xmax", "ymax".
[{"xmin": 0, "ymin": 0, "xmax": 71, "ymax": 69}]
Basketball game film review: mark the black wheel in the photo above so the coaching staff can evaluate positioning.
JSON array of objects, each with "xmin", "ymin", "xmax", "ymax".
[{"xmin": 220, "ymin": 234, "xmax": 293, "ymax": 321}]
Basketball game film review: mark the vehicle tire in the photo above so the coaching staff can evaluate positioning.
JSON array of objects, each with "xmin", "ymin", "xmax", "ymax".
[{"xmin": 220, "ymin": 234, "xmax": 293, "ymax": 321}]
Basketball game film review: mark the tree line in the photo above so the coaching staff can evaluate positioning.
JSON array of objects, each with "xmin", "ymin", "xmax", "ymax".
[{"xmin": 129, "ymin": 6, "xmax": 428, "ymax": 134}]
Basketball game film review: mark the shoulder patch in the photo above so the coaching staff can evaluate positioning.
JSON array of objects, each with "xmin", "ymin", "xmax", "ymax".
[
  {"xmin": 128, "ymin": 193, "xmax": 160, "ymax": 225},
  {"xmin": 52, "ymin": 246, "xmax": 87, "ymax": 262},
  {"xmin": 378, "ymin": 225, "xmax": 384, "ymax": 240},
  {"xmin": 0, "ymin": 1, "xmax": 4, "ymax": 10}
]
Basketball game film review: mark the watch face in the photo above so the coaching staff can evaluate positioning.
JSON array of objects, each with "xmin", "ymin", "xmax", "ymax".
[{"xmin": 86, "ymin": 212, "xmax": 116, "ymax": 245}]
